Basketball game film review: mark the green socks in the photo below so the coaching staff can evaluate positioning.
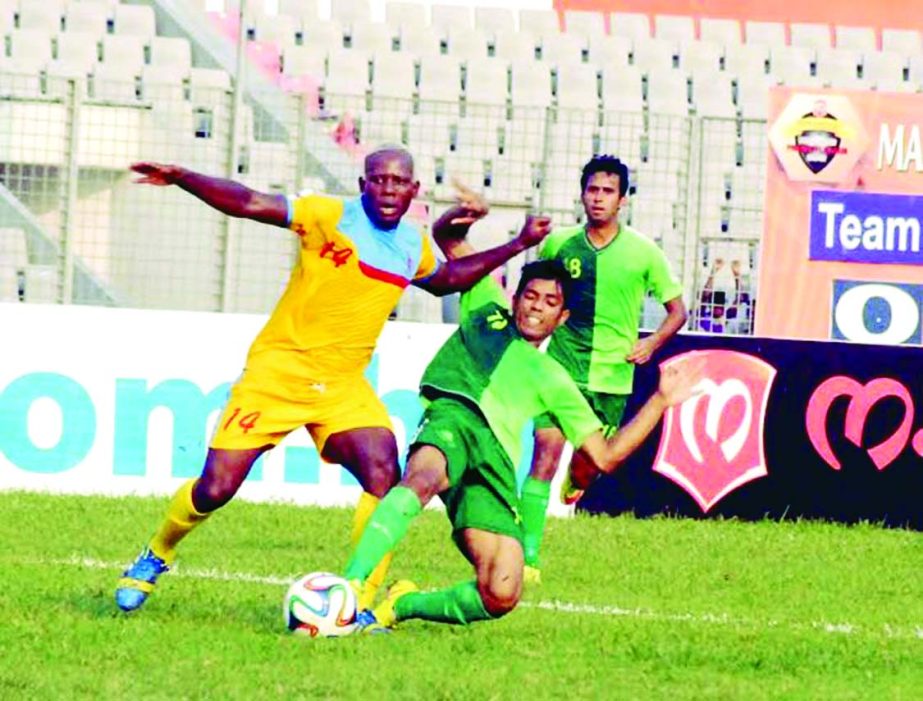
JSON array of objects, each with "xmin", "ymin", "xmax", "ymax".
[
  {"xmin": 395, "ymin": 580, "xmax": 492, "ymax": 625},
  {"xmin": 344, "ymin": 486, "xmax": 421, "ymax": 582},
  {"xmin": 520, "ymin": 477, "xmax": 551, "ymax": 568}
]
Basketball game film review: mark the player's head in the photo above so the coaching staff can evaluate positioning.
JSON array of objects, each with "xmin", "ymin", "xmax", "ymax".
[
  {"xmin": 579, "ymin": 155, "xmax": 629, "ymax": 227},
  {"xmin": 359, "ymin": 146, "xmax": 420, "ymax": 229},
  {"xmin": 512, "ymin": 260, "xmax": 573, "ymax": 345}
]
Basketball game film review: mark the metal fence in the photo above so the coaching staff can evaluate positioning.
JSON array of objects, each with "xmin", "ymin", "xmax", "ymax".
[{"xmin": 0, "ymin": 69, "xmax": 764, "ymax": 334}]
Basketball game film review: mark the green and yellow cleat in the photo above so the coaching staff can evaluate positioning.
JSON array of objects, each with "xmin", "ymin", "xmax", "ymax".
[{"xmin": 355, "ymin": 580, "xmax": 419, "ymax": 633}]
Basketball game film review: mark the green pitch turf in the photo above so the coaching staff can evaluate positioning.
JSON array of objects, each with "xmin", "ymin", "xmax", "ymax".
[{"xmin": 1, "ymin": 491, "xmax": 922, "ymax": 700}]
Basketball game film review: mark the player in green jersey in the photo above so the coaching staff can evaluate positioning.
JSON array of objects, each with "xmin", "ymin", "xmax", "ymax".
[
  {"xmin": 523, "ymin": 155, "xmax": 688, "ymax": 580},
  {"xmin": 342, "ymin": 224, "xmax": 703, "ymax": 630}
]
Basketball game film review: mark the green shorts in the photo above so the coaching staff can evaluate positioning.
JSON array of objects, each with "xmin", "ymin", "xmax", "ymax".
[
  {"xmin": 533, "ymin": 389, "xmax": 628, "ymax": 438},
  {"xmin": 410, "ymin": 397, "xmax": 523, "ymax": 547}
]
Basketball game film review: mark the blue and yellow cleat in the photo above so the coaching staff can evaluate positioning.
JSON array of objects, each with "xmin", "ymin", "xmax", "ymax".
[
  {"xmin": 115, "ymin": 547, "xmax": 170, "ymax": 612},
  {"xmin": 354, "ymin": 608, "xmax": 391, "ymax": 635}
]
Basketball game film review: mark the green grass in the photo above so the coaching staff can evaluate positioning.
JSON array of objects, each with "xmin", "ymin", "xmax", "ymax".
[{"xmin": 2, "ymin": 491, "xmax": 922, "ymax": 700}]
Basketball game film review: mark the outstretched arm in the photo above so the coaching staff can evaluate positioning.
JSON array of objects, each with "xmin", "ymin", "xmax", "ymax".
[
  {"xmin": 420, "ymin": 213, "xmax": 552, "ymax": 295},
  {"xmin": 130, "ymin": 162, "xmax": 289, "ymax": 228},
  {"xmin": 577, "ymin": 356, "xmax": 705, "ymax": 474}
]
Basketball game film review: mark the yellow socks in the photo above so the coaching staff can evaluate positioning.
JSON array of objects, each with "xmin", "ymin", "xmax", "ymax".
[
  {"xmin": 352, "ymin": 491, "xmax": 394, "ymax": 609},
  {"xmin": 148, "ymin": 479, "xmax": 211, "ymax": 564}
]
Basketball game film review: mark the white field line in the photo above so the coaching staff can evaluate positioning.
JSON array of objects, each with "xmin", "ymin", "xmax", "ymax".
[{"xmin": 23, "ymin": 555, "xmax": 923, "ymax": 642}]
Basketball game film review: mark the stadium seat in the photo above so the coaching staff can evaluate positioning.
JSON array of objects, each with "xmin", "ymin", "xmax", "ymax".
[
  {"xmin": 455, "ymin": 113, "xmax": 504, "ymax": 158},
  {"xmin": 0, "ymin": 2, "xmax": 12, "ymax": 33},
  {"xmin": 693, "ymin": 73, "xmax": 736, "ymax": 119},
  {"xmin": 679, "ymin": 41, "xmax": 723, "ymax": 75},
  {"xmin": 519, "ymin": 9, "xmax": 560, "ymax": 40},
  {"xmin": 510, "ymin": 61, "xmax": 552, "ymax": 109},
  {"xmin": 282, "ymin": 45, "xmax": 326, "ymax": 78},
  {"xmin": 331, "ymin": 0, "xmax": 371, "ymax": 29},
  {"xmin": 18, "ymin": 4, "xmax": 63, "ymax": 33},
  {"xmin": 474, "ymin": 7, "xmax": 515, "ymax": 38},
  {"xmin": 396, "ymin": 23, "xmax": 441, "ymax": 58},
  {"xmin": 910, "ymin": 54, "xmax": 923, "ymax": 86},
  {"xmin": 815, "ymin": 48, "xmax": 863, "ymax": 88},
  {"xmin": 790, "ymin": 22, "xmax": 832, "ymax": 50},
  {"xmin": 540, "ymin": 33, "xmax": 584, "ymax": 66},
  {"xmin": 563, "ymin": 10, "xmax": 606, "ymax": 42},
  {"xmin": 654, "ymin": 15, "xmax": 695, "ymax": 44},
  {"xmin": 834, "ymin": 25, "xmax": 877, "ymax": 52},
  {"xmin": 418, "ymin": 54, "xmax": 462, "ymax": 103},
  {"xmin": 736, "ymin": 74, "xmax": 775, "ymax": 119},
  {"xmin": 503, "ymin": 115, "xmax": 546, "ymax": 160},
  {"xmin": 250, "ymin": 12, "xmax": 299, "ymax": 48},
  {"xmin": 600, "ymin": 64, "xmax": 644, "ymax": 112},
  {"xmin": 464, "ymin": 57, "xmax": 509, "ymax": 109},
  {"xmin": 385, "ymin": 1, "xmax": 427, "ymax": 34},
  {"xmin": 487, "ymin": 157, "xmax": 537, "ymax": 204},
  {"xmin": 699, "ymin": 114, "xmax": 738, "ymax": 165},
  {"xmin": 439, "ymin": 151, "xmax": 487, "ymax": 194},
  {"xmin": 647, "ymin": 69, "xmax": 690, "ymax": 116},
  {"xmin": 598, "ymin": 110, "xmax": 644, "ymax": 163},
  {"xmin": 768, "ymin": 45, "xmax": 815, "ymax": 84},
  {"xmin": 92, "ymin": 62, "xmax": 140, "ymax": 101},
  {"xmin": 52, "ymin": 31, "xmax": 99, "ymax": 75},
  {"xmin": 587, "ymin": 36, "xmax": 630, "ymax": 70},
  {"xmin": 142, "ymin": 64, "xmax": 188, "ymax": 106},
  {"xmin": 647, "ymin": 112, "xmax": 691, "ymax": 163},
  {"xmin": 405, "ymin": 112, "xmax": 453, "ymax": 158},
  {"xmin": 881, "ymin": 29, "xmax": 922, "ymax": 57},
  {"xmin": 370, "ymin": 51, "xmax": 416, "ymax": 102},
  {"xmin": 740, "ymin": 120, "xmax": 768, "ymax": 165},
  {"xmin": 610, "ymin": 12, "xmax": 651, "ymax": 42},
  {"xmin": 862, "ymin": 51, "xmax": 907, "ymax": 87},
  {"xmin": 324, "ymin": 49, "xmax": 370, "ymax": 113},
  {"xmin": 445, "ymin": 26, "xmax": 489, "ymax": 61},
  {"xmin": 744, "ymin": 21, "xmax": 786, "ymax": 47},
  {"xmin": 724, "ymin": 43, "xmax": 769, "ymax": 77},
  {"xmin": 278, "ymin": 0, "xmax": 319, "ymax": 22},
  {"xmin": 348, "ymin": 21, "xmax": 395, "ymax": 54},
  {"xmin": 632, "ymin": 38, "xmax": 677, "ymax": 74},
  {"xmin": 355, "ymin": 108, "xmax": 404, "ymax": 147},
  {"xmin": 699, "ymin": 18, "xmax": 742, "ymax": 46},
  {"xmin": 302, "ymin": 21, "xmax": 345, "ymax": 54},
  {"xmin": 430, "ymin": 4, "xmax": 472, "ymax": 36},
  {"xmin": 113, "ymin": 4, "xmax": 157, "ymax": 39},
  {"xmin": 63, "ymin": 2, "xmax": 109, "ymax": 36},
  {"xmin": 149, "ymin": 37, "xmax": 193, "ymax": 72},
  {"xmin": 494, "ymin": 30, "xmax": 538, "ymax": 64},
  {"xmin": 555, "ymin": 63, "xmax": 599, "ymax": 109},
  {"xmin": 6, "ymin": 29, "xmax": 54, "ymax": 73}
]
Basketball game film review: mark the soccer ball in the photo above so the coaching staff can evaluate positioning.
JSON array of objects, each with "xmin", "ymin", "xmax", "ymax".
[{"xmin": 283, "ymin": 572, "xmax": 358, "ymax": 637}]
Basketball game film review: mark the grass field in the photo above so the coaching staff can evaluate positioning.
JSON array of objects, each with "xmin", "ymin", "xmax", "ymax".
[{"xmin": 2, "ymin": 491, "xmax": 922, "ymax": 700}]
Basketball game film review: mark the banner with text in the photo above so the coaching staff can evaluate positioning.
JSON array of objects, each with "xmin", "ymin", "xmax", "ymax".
[
  {"xmin": 756, "ymin": 87, "xmax": 923, "ymax": 343},
  {"xmin": 580, "ymin": 333, "xmax": 923, "ymax": 529},
  {"xmin": 0, "ymin": 304, "xmax": 573, "ymax": 516}
]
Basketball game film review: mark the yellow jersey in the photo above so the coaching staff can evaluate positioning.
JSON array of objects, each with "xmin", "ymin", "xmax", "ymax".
[{"xmin": 245, "ymin": 194, "xmax": 440, "ymax": 380}]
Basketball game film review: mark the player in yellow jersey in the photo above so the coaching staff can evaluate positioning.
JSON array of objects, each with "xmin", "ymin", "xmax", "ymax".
[{"xmin": 115, "ymin": 146, "xmax": 552, "ymax": 613}]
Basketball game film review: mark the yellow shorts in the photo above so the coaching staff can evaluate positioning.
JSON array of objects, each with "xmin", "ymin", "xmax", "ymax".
[{"xmin": 210, "ymin": 368, "xmax": 392, "ymax": 453}]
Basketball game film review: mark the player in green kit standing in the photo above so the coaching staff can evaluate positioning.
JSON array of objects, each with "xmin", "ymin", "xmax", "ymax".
[
  {"xmin": 524, "ymin": 155, "xmax": 687, "ymax": 580},
  {"xmin": 341, "ymin": 252, "xmax": 703, "ymax": 630}
]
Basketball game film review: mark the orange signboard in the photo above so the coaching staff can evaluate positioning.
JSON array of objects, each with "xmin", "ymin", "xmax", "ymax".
[{"xmin": 756, "ymin": 87, "xmax": 923, "ymax": 343}]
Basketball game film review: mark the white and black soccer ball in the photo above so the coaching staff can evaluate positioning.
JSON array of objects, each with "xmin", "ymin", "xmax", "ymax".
[{"xmin": 283, "ymin": 572, "xmax": 358, "ymax": 638}]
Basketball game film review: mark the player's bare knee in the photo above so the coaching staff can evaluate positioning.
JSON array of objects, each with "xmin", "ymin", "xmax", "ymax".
[
  {"xmin": 479, "ymin": 578, "xmax": 521, "ymax": 617},
  {"xmin": 193, "ymin": 475, "xmax": 237, "ymax": 511},
  {"xmin": 530, "ymin": 430, "xmax": 566, "ymax": 481}
]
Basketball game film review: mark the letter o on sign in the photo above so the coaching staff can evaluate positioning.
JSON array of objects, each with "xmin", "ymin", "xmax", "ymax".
[{"xmin": 833, "ymin": 282, "xmax": 921, "ymax": 345}]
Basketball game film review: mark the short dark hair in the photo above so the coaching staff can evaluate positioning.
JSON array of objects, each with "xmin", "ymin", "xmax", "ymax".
[
  {"xmin": 580, "ymin": 155, "xmax": 629, "ymax": 197},
  {"xmin": 514, "ymin": 260, "xmax": 574, "ymax": 309}
]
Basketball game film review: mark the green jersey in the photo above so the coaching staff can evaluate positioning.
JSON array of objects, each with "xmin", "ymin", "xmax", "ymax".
[
  {"xmin": 420, "ymin": 278, "xmax": 603, "ymax": 467},
  {"xmin": 539, "ymin": 223, "xmax": 683, "ymax": 394}
]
